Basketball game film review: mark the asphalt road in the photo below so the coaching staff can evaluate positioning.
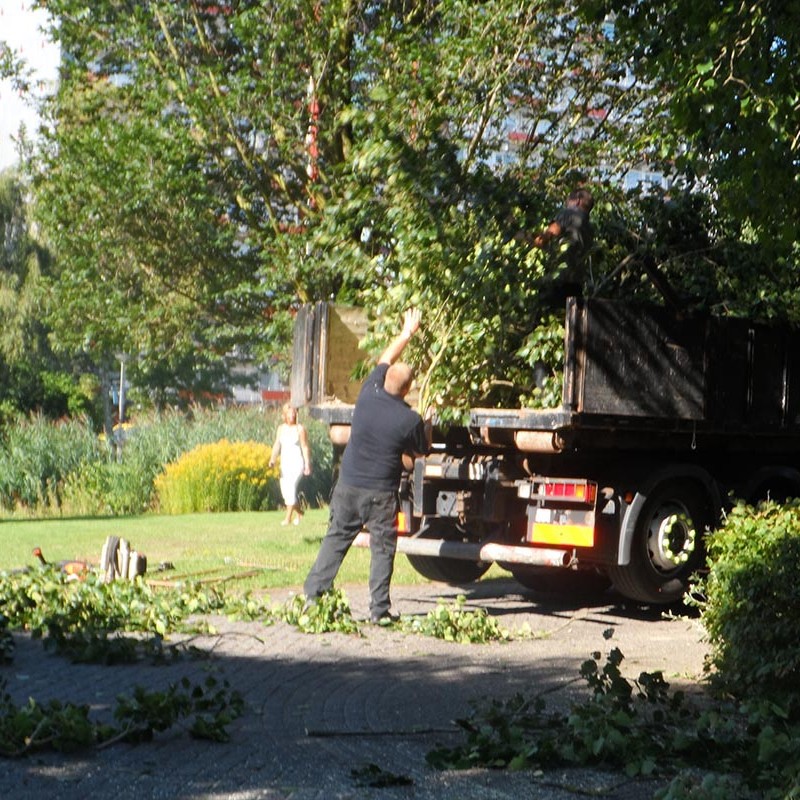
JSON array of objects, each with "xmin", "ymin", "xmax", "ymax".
[{"xmin": 1, "ymin": 577, "xmax": 709, "ymax": 800}]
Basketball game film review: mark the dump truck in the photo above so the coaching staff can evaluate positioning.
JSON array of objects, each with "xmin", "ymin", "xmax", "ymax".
[{"xmin": 291, "ymin": 298, "xmax": 800, "ymax": 603}]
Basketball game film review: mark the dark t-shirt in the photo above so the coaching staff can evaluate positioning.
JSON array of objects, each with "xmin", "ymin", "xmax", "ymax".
[
  {"xmin": 339, "ymin": 363, "xmax": 429, "ymax": 491},
  {"xmin": 553, "ymin": 205, "xmax": 593, "ymax": 279}
]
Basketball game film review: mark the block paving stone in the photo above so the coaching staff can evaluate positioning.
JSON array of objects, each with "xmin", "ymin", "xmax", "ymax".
[{"xmin": 1, "ymin": 579, "xmax": 708, "ymax": 799}]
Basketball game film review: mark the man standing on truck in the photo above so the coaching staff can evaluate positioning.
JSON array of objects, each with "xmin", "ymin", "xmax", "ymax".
[
  {"xmin": 303, "ymin": 308, "xmax": 432, "ymax": 624},
  {"xmin": 534, "ymin": 187, "xmax": 595, "ymax": 305}
]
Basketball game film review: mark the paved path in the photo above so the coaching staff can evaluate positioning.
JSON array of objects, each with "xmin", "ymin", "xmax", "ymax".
[{"xmin": 1, "ymin": 578, "xmax": 709, "ymax": 799}]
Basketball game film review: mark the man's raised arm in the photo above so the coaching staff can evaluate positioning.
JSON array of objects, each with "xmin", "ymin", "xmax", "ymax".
[{"xmin": 378, "ymin": 308, "xmax": 421, "ymax": 365}]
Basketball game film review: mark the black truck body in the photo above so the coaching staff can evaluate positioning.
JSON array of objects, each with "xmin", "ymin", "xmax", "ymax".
[{"xmin": 291, "ymin": 298, "xmax": 800, "ymax": 603}]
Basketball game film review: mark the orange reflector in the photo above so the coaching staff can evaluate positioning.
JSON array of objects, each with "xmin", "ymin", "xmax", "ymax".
[{"xmin": 397, "ymin": 511, "xmax": 410, "ymax": 534}]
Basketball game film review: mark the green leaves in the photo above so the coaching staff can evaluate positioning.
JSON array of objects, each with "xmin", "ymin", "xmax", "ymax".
[
  {"xmin": 6, "ymin": 0, "xmax": 796, "ymax": 418},
  {"xmin": 22, "ymin": 0, "xmax": 667, "ymax": 412},
  {"xmin": 0, "ymin": 615, "xmax": 12, "ymax": 664},
  {"xmin": 595, "ymin": 0, "xmax": 800, "ymax": 252},
  {"xmin": 0, "ymin": 559, "xmax": 250, "ymax": 756},
  {"xmin": 428, "ymin": 644, "xmax": 778, "ymax": 789},
  {"xmin": 429, "ymin": 505, "xmax": 800, "ymax": 796},
  {"xmin": 0, "ymin": 564, "xmax": 228, "ymax": 663},
  {"xmin": 282, "ymin": 589, "xmax": 362, "ymax": 635},
  {"xmin": 693, "ymin": 499, "xmax": 800, "ymax": 706},
  {"xmin": 401, "ymin": 595, "xmax": 515, "ymax": 643},
  {"xmin": 0, "ymin": 687, "xmax": 96, "ymax": 756},
  {"xmin": 113, "ymin": 676, "xmax": 244, "ymax": 745},
  {"xmin": 0, "ymin": 675, "xmax": 244, "ymax": 756}
]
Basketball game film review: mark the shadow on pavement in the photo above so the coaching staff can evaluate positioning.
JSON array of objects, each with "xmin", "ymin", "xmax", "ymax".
[{"xmin": 0, "ymin": 579, "xmax": 708, "ymax": 800}]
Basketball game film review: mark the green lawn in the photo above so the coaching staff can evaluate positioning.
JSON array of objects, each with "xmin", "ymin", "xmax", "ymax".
[{"xmin": 0, "ymin": 509, "xmax": 437, "ymax": 592}]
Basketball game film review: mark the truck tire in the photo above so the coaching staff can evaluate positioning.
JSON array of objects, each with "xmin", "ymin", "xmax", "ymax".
[
  {"xmin": 510, "ymin": 565, "xmax": 611, "ymax": 597},
  {"xmin": 609, "ymin": 480, "xmax": 711, "ymax": 604},
  {"xmin": 405, "ymin": 554, "xmax": 490, "ymax": 584},
  {"xmin": 404, "ymin": 520, "xmax": 491, "ymax": 585}
]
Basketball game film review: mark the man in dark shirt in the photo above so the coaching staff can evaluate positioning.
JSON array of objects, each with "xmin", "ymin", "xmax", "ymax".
[
  {"xmin": 303, "ymin": 308, "xmax": 431, "ymax": 624},
  {"xmin": 534, "ymin": 187, "xmax": 595, "ymax": 305}
]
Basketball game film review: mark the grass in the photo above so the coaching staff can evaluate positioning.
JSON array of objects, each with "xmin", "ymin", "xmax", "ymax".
[{"xmin": 0, "ymin": 509, "xmax": 452, "ymax": 593}]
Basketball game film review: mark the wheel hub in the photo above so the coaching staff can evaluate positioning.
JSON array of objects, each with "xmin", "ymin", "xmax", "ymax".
[{"xmin": 646, "ymin": 502, "xmax": 695, "ymax": 573}]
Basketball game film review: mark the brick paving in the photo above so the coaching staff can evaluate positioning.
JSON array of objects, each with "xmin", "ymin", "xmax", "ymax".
[{"xmin": 0, "ymin": 579, "xmax": 708, "ymax": 799}]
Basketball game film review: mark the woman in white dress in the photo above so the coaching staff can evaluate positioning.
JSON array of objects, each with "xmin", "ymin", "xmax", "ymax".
[{"xmin": 269, "ymin": 404, "xmax": 312, "ymax": 526}]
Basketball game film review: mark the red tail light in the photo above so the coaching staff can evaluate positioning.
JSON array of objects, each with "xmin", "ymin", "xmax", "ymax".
[{"xmin": 540, "ymin": 480, "xmax": 597, "ymax": 503}]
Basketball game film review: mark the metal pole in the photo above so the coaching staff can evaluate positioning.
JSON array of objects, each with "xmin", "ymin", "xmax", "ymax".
[
  {"xmin": 354, "ymin": 532, "xmax": 575, "ymax": 568},
  {"xmin": 118, "ymin": 357, "xmax": 126, "ymax": 423}
]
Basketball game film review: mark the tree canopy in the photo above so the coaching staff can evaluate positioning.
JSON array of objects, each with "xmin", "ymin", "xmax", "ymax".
[
  {"xmin": 0, "ymin": 169, "xmax": 96, "ymax": 421},
  {"xmin": 3, "ymin": 0, "xmax": 798, "ymax": 414},
  {"xmin": 588, "ymin": 0, "xmax": 800, "ymax": 250}
]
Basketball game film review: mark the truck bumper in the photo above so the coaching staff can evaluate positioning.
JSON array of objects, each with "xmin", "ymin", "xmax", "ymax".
[{"xmin": 353, "ymin": 532, "xmax": 574, "ymax": 568}]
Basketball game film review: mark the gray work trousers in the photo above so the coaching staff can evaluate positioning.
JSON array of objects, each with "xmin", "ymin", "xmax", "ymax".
[{"xmin": 303, "ymin": 481, "xmax": 398, "ymax": 619}]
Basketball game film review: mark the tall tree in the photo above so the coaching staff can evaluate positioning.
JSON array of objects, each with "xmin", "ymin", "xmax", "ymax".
[
  {"xmin": 0, "ymin": 170, "xmax": 49, "ymax": 362},
  {"xmin": 17, "ymin": 0, "xmax": 795, "ymax": 415},
  {"xmin": 0, "ymin": 169, "xmax": 96, "ymax": 421},
  {"xmin": 587, "ymin": 0, "xmax": 800, "ymax": 252},
  {"xmin": 27, "ymin": 0, "xmax": 656, "ymax": 412}
]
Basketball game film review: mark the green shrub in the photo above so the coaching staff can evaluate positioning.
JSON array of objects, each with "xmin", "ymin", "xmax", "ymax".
[
  {"xmin": 154, "ymin": 439, "xmax": 280, "ymax": 513},
  {"xmin": 103, "ymin": 412, "xmax": 195, "ymax": 513},
  {"xmin": 697, "ymin": 499, "xmax": 800, "ymax": 705},
  {"xmin": 0, "ymin": 415, "xmax": 103, "ymax": 510},
  {"xmin": 138, "ymin": 406, "xmax": 332, "ymax": 512},
  {"xmin": 60, "ymin": 461, "xmax": 116, "ymax": 517},
  {"xmin": 40, "ymin": 371, "xmax": 99, "ymax": 422},
  {"xmin": 0, "ymin": 405, "xmax": 334, "ymax": 517},
  {"xmin": 297, "ymin": 418, "xmax": 335, "ymax": 506},
  {"xmin": 183, "ymin": 405, "xmax": 274, "ymax": 444},
  {"xmin": 60, "ymin": 460, "xmax": 149, "ymax": 517}
]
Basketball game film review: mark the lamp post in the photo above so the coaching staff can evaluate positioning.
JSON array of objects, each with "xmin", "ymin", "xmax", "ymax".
[{"xmin": 115, "ymin": 353, "xmax": 129, "ymax": 424}]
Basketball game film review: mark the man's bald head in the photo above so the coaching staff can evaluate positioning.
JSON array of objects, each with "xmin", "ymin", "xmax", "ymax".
[{"xmin": 384, "ymin": 362, "xmax": 414, "ymax": 397}]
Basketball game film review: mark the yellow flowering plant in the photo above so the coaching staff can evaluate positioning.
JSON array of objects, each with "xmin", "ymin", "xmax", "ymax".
[{"xmin": 154, "ymin": 439, "xmax": 280, "ymax": 514}]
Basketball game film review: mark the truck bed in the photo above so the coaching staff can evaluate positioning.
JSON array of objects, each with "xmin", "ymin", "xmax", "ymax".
[{"xmin": 293, "ymin": 299, "xmax": 800, "ymax": 451}]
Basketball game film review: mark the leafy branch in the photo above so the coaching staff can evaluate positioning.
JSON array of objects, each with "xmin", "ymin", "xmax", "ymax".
[
  {"xmin": 0, "ymin": 675, "xmax": 243, "ymax": 758},
  {"xmin": 426, "ymin": 642, "xmax": 799, "ymax": 798}
]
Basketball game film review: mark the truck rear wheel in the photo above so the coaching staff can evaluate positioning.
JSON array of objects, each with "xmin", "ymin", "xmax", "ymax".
[
  {"xmin": 406, "ymin": 554, "xmax": 490, "ymax": 584},
  {"xmin": 510, "ymin": 565, "xmax": 611, "ymax": 597},
  {"xmin": 404, "ymin": 520, "xmax": 491, "ymax": 585},
  {"xmin": 609, "ymin": 480, "xmax": 711, "ymax": 604}
]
